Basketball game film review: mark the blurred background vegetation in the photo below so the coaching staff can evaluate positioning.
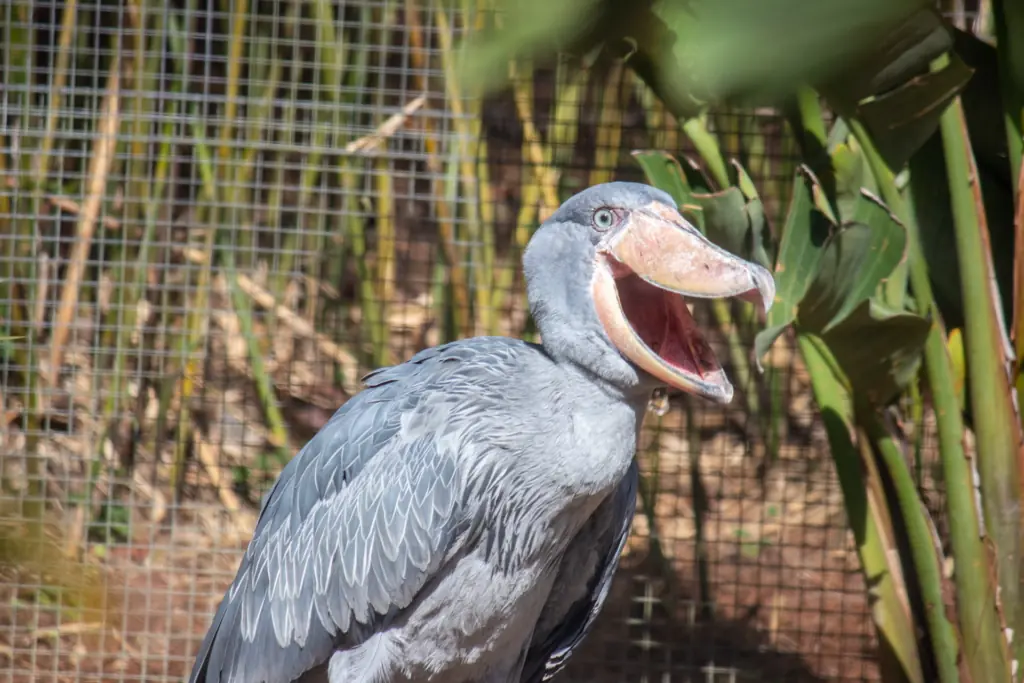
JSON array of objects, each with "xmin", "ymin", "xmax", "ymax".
[{"xmin": 0, "ymin": 0, "xmax": 1021, "ymax": 682}]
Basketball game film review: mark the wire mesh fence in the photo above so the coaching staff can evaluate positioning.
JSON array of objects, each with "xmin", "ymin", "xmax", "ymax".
[{"xmin": 0, "ymin": 2, "xmax": 954, "ymax": 682}]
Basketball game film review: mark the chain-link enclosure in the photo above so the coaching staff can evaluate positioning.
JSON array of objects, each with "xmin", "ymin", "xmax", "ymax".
[{"xmin": 0, "ymin": 2, "xmax": 972, "ymax": 682}]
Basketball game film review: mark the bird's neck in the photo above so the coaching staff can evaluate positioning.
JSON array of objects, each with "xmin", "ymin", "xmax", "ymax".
[{"xmin": 537, "ymin": 322, "xmax": 655, "ymax": 405}]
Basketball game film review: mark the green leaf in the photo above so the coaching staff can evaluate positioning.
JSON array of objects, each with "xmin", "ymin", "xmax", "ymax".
[
  {"xmin": 633, "ymin": 150, "xmax": 773, "ymax": 268},
  {"xmin": 819, "ymin": 299, "xmax": 930, "ymax": 405},
  {"xmin": 797, "ymin": 333, "xmax": 927, "ymax": 683},
  {"xmin": 459, "ymin": 0, "xmax": 950, "ymax": 123},
  {"xmin": 753, "ymin": 166, "xmax": 833, "ymax": 361},
  {"xmin": 690, "ymin": 187, "xmax": 773, "ymax": 270},
  {"xmin": 731, "ymin": 159, "xmax": 760, "ymax": 200},
  {"xmin": 632, "ymin": 149, "xmax": 704, "ymax": 229},
  {"xmin": 853, "ymin": 51, "xmax": 975, "ymax": 170},
  {"xmin": 818, "ymin": 7, "xmax": 953, "ymax": 112},
  {"xmin": 799, "ymin": 191, "xmax": 908, "ymax": 332},
  {"xmin": 831, "ymin": 138, "xmax": 878, "ymax": 220},
  {"xmin": 656, "ymin": 0, "xmax": 939, "ymax": 106},
  {"xmin": 632, "ymin": 150, "xmax": 695, "ymax": 203}
]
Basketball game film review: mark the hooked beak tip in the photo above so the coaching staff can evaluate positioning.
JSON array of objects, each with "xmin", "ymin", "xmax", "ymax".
[{"xmin": 748, "ymin": 262, "xmax": 776, "ymax": 316}]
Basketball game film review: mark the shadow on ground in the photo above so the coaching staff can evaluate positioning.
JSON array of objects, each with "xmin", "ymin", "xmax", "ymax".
[{"xmin": 563, "ymin": 549, "xmax": 857, "ymax": 683}]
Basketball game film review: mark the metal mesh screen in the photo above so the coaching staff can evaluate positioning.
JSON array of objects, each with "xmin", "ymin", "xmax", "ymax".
[{"xmin": 0, "ymin": 2, "xmax": 953, "ymax": 682}]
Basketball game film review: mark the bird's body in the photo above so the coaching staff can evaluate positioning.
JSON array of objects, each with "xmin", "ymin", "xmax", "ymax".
[
  {"xmin": 194, "ymin": 338, "xmax": 641, "ymax": 683},
  {"xmin": 189, "ymin": 182, "xmax": 774, "ymax": 683}
]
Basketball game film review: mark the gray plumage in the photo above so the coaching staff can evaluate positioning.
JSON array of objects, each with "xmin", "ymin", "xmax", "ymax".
[{"xmin": 188, "ymin": 182, "xmax": 719, "ymax": 683}]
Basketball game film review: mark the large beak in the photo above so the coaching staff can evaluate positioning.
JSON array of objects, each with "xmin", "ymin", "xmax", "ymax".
[{"xmin": 592, "ymin": 200, "xmax": 775, "ymax": 404}]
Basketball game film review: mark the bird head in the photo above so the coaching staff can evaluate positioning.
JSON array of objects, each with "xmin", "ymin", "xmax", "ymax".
[{"xmin": 523, "ymin": 181, "xmax": 774, "ymax": 405}]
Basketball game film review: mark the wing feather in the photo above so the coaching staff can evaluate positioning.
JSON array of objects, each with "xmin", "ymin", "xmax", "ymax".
[
  {"xmin": 521, "ymin": 461, "xmax": 638, "ymax": 683},
  {"xmin": 188, "ymin": 367, "xmax": 470, "ymax": 683}
]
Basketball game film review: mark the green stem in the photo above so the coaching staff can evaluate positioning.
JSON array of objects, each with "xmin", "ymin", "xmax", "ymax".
[
  {"xmin": 902, "ymin": 149, "xmax": 1014, "ymax": 683},
  {"xmin": 799, "ymin": 333, "xmax": 924, "ymax": 683},
  {"xmin": 860, "ymin": 407, "xmax": 962, "ymax": 683},
  {"xmin": 938, "ymin": 89, "xmax": 1023, "ymax": 672}
]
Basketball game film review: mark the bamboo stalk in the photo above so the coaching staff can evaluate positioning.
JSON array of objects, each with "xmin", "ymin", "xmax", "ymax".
[
  {"xmin": 32, "ymin": 0, "xmax": 79, "ymax": 193},
  {"xmin": 46, "ymin": 60, "xmax": 121, "ymax": 384}
]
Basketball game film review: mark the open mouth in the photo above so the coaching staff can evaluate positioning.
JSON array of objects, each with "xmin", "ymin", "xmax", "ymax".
[
  {"xmin": 591, "ymin": 203, "xmax": 774, "ymax": 404},
  {"xmin": 614, "ymin": 269, "xmax": 723, "ymax": 384}
]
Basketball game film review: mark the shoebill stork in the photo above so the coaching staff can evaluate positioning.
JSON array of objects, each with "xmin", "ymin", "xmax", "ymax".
[{"xmin": 188, "ymin": 181, "xmax": 774, "ymax": 683}]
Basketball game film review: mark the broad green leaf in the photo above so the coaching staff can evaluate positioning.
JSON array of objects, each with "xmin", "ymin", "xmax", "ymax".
[
  {"xmin": 691, "ymin": 187, "xmax": 773, "ymax": 270},
  {"xmin": 854, "ymin": 51, "xmax": 974, "ymax": 170},
  {"xmin": 730, "ymin": 159, "xmax": 776, "ymax": 266},
  {"xmin": 460, "ymin": 0, "xmax": 950, "ymax": 124},
  {"xmin": 799, "ymin": 191, "xmax": 908, "ymax": 333},
  {"xmin": 731, "ymin": 159, "xmax": 760, "ymax": 201},
  {"xmin": 831, "ymin": 138, "xmax": 878, "ymax": 220},
  {"xmin": 818, "ymin": 7, "xmax": 953, "ymax": 112},
  {"xmin": 655, "ymin": 0, "xmax": 937, "ymax": 106},
  {"xmin": 753, "ymin": 166, "xmax": 832, "ymax": 361},
  {"xmin": 819, "ymin": 299, "xmax": 929, "ymax": 405},
  {"xmin": 633, "ymin": 150, "xmax": 772, "ymax": 267},
  {"xmin": 633, "ymin": 149, "xmax": 705, "ymax": 232}
]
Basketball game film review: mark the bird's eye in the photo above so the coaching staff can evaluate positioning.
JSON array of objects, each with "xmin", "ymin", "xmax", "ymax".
[{"xmin": 593, "ymin": 208, "xmax": 618, "ymax": 231}]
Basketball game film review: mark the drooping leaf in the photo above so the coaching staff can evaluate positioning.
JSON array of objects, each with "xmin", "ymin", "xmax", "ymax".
[
  {"xmin": 831, "ymin": 138, "xmax": 878, "ymax": 220},
  {"xmin": 731, "ymin": 159, "xmax": 775, "ymax": 266},
  {"xmin": 460, "ymin": 0, "xmax": 946, "ymax": 121},
  {"xmin": 655, "ymin": 0, "xmax": 938, "ymax": 106},
  {"xmin": 819, "ymin": 299, "xmax": 930, "ymax": 405},
  {"xmin": 797, "ymin": 333, "xmax": 928, "ymax": 683},
  {"xmin": 753, "ymin": 166, "xmax": 833, "ymax": 361},
  {"xmin": 799, "ymin": 191, "xmax": 908, "ymax": 333},
  {"xmin": 853, "ymin": 51, "xmax": 975, "ymax": 170},
  {"xmin": 818, "ymin": 7, "xmax": 953, "ymax": 112},
  {"xmin": 952, "ymin": 27, "xmax": 1016, "ymax": 188}
]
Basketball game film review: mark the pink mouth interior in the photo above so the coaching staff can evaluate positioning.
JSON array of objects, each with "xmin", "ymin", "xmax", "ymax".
[{"xmin": 613, "ymin": 270, "xmax": 722, "ymax": 379}]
